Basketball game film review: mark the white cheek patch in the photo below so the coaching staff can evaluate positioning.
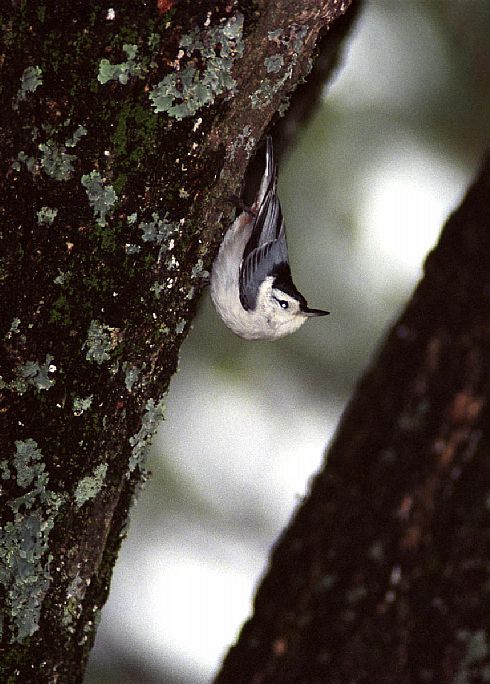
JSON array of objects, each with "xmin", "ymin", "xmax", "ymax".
[{"xmin": 271, "ymin": 289, "xmax": 302, "ymax": 316}]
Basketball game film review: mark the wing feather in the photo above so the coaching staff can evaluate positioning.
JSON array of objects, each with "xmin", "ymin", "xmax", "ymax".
[{"xmin": 239, "ymin": 136, "xmax": 304, "ymax": 311}]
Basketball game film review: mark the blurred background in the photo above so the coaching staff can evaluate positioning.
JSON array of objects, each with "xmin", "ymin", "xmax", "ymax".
[{"xmin": 86, "ymin": 1, "xmax": 490, "ymax": 682}]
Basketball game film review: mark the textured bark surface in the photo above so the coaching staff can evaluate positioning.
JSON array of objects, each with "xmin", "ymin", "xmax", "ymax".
[
  {"xmin": 0, "ymin": 1, "xmax": 353, "ymax": 682},
  {"xmin": 215, "ymin": 156, "xmax": 490, "ymax": 683}
]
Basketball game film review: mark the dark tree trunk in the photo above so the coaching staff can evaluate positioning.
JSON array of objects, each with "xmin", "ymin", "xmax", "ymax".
[
  {"xmin": 215, "ymin": 156, "xmax": 490, "ymax": 683},
  {"xmin": 0, "ymin": 1, "xmax": 353, "ymax": 682}
]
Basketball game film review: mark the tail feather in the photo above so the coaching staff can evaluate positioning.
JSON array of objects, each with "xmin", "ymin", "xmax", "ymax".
[
  {"xmin": 265, "ymin": 135, "xmax": 275, "ymax": 183},
  {"xmin": 254, "ymin": 135, "xmax": 276, "ymax": 210}
]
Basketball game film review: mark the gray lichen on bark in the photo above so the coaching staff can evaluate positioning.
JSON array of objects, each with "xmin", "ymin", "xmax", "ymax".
[{"xmin": 0, "ymin": 1, "xmax": 353, "ymax": 680}]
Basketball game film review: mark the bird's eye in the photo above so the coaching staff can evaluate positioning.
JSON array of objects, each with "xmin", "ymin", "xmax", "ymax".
[{"xmin": 279, "ymin": 300, "xmax": 289, "ymax": 309}]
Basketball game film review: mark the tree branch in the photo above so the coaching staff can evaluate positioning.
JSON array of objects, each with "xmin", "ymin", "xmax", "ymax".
[
  {"xmin": 0, "ymin": 1, "xmax": 353, "ymax": 681},
  {"xmin": 215, "ymin": 154, "xmax": 490, "ymax": 682}
]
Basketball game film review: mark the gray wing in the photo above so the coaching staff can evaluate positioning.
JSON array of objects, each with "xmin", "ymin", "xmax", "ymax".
[
  {"xmin": 239, "ymin": 137, "xmax": 291, "ymax": 311},
  {"xmin": 239, "ymin": 231, "xmax": 289, "ymax": 311},
  {"xmin": 250, "ymin": 136, "xmax": 282, "ymax": 246}
]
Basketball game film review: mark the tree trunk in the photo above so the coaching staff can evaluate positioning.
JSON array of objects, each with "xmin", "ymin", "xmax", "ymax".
[
  {"xmin": 215, "ymin": 155, "xmax": 490, "ymax": 682},
  {"xmin": 0, "ymin": 1, "xmax": 354, "ymax": 682}
]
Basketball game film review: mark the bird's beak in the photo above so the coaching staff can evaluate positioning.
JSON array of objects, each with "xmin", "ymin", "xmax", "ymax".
[{"xmin": 303, "ymin": 307, "xmax": 330, "ymax": 317}]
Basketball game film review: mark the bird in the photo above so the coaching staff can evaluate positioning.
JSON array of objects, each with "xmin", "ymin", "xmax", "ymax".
[{"xmin": 210, "ymin": 135, "xmax": 329, "ymax": 340}]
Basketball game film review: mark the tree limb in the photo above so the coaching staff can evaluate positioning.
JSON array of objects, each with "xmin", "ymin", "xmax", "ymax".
[
  {"xmin": 215, "ymin": 154, "xmax": 490, "ymax": 682},
  {"xmin": 0, "ymin": 1, "xmax": 353, "ymax": 681}
]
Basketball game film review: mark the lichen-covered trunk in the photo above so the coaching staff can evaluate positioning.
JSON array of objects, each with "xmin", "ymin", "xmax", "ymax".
[
  {"xmin": 215, "ymin": 156, "xmax": 490, "ymax": 682},
  {"xmin": 0, "ymin": 1, "xmax": 353, "ymax": 681}
]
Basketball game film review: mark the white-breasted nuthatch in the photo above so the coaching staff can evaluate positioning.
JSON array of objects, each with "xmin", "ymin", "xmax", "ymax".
[{"xmin": 210, "ymin": 136, "xmax": 329, "ymax": 341}]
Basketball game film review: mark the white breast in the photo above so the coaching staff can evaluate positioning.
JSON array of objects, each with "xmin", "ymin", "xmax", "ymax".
[
  {"xmin": 210, "ymin": 213, "xmax": 306, "ymax": 341},
  {"xmin": 210, "ymin": 212, "xmax": 259, "ymax": 339}
]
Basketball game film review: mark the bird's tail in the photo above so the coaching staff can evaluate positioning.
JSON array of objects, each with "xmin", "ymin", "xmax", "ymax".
[{"xmin": 255, "ymin": 135, "xmax": 277, "ymax": 210}]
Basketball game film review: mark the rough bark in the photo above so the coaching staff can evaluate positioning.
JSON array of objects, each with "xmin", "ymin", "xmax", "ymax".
[
  {"xmin": 0, "ymin": 1, "xmax": 354, "ymax": 682},
  {"xmin": 214, "ymin": 155, "xmax": 490, "ymax": 683}
]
